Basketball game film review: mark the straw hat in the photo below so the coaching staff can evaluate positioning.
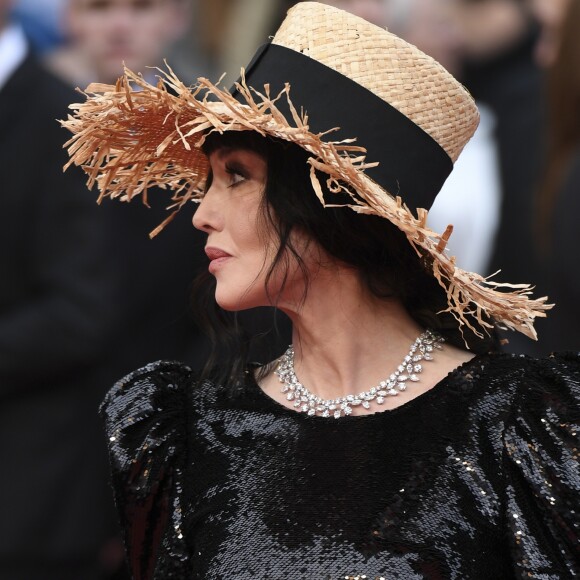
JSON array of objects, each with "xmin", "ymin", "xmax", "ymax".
[{"xmin": 62, "ymin": 1, "xmax": 550, "ymax": 339}]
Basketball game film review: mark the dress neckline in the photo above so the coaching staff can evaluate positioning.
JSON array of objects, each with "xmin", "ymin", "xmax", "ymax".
[{"xmin": 247, "ymin": 352, "xmax": 493, "ymax": 422}]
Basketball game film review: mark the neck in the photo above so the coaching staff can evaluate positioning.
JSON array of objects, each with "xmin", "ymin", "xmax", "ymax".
[{"xmin": 277, "ymin": 263, "xmax": 425, "ymax": 401}]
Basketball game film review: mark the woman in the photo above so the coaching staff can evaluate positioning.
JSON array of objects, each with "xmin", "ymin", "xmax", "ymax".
[
  {"xmin": 63, "ymin": 3, "xmax": 579, "ymax": 578},
  {"xmin": 533, "ymin": 0, "xmax": 580, "ymax": 353}
]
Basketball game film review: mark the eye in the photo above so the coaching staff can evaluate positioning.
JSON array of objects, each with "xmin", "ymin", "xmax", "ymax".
[
  {"xmin": 229, "ymin": 172, "xmax": 245, "ymax": 187},
  {"xmin": 225, "ymin": 163, "xmax": 248, "ymax": 188}
]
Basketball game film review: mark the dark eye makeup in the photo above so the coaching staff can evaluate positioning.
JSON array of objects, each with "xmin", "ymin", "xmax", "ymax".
[{"xmin": 225, "ymin": 161, "xmax": 248, "ymax": 178}]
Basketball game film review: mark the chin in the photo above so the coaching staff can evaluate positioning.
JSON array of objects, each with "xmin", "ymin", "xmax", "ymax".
[
  {"xmin": 213, "ymin": 280, "xmax": 276, "ymax": 312},
  {"xmin": 214, "ymin": 289, "xmax": 262, "ymax": 312}
]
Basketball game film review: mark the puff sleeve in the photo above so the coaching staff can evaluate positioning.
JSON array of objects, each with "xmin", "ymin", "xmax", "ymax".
[
  {"xmin": 100, "ymin": 360, "xmax": 194, "ymax": 580},
  {"xmin": 503, "ymin": 353, "xmax": 580, "ymax": 578}
]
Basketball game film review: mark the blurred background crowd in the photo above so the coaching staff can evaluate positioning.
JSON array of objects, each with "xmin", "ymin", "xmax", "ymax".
[{"xmin": 1, "ymin": 0, "xmax": 578, "ymax": 578}]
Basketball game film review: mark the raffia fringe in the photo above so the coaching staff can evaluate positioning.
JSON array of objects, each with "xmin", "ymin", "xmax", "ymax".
[{"xmin": 62, "ymin": 65, "xmax": 552, "ymax": 340}]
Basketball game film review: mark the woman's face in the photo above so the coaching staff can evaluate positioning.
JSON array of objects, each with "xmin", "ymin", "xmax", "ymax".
[{"xmin": 192, "ymin": 147, "xmax": 310, "ymax": 311}]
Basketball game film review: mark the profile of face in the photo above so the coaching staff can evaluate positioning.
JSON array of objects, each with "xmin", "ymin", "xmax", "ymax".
[
  {"xmin": 192, "ymin": 147, "xmax": 313, "ymax": 312},
  {"xmin": 67, "ymin": 0, "xmax": 185, "ymax": 83}
]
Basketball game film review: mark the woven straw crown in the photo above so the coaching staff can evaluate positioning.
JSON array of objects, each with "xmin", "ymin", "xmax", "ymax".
[
  {"xmin": 271, "ymin": 2, "xmax": 479, "ymax": 163},
  {"xmin": 61, "ymin": 1, "xmax": 551, "ymax": 340}
]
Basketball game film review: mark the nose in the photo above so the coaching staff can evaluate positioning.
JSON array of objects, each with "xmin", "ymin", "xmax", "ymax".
[
  {"xmin": 104, "ymin": 5, "xmax": 133, "ymax": 39},
  {"xmin": 192, "ymin": 186, "xmax": 219, "ymax": 233}
]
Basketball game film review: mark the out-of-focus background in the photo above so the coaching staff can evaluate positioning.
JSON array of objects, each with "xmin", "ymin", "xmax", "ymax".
[{"xmin": 1, "ymin": 0, "xmax": 578, "ymax": 578}]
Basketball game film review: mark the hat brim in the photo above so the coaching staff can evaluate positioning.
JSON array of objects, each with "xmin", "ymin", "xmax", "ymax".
[{"xmin": 62, "ymin": 65, "xmax": 551, "ymax": 341}]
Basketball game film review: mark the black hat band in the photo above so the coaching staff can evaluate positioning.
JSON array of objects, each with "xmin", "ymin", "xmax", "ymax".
[{"xmin": 232, "ymin": 42, "xmax": 453, "ymax": 212}]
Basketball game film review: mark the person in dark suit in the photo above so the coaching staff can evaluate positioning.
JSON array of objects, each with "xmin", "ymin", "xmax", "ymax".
[
  {"xmin": 50, "ymin": 0, "xmax": 290, "ymax": 382},
  {"xmin": 0, "ymin": 8, "xmax": 120, "ymax": 579}
]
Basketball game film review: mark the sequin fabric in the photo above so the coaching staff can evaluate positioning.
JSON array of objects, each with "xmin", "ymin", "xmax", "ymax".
[{"xmin": 101, "ymin": 353, "xmax": 580, "ymax": 579}]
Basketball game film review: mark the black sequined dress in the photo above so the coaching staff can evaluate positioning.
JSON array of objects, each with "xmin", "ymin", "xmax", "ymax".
[{"xmin": 101, "ymin": 353, "xmax": 580, "ymax": 579}]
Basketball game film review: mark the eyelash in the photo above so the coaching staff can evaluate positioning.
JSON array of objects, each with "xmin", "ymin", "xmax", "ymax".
[{"xmin": 225, "ymin": 163, "xmax": 247, "ymax": 187}]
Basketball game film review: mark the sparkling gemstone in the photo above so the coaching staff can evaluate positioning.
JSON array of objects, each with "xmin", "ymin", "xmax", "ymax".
[
  {"xmin": 346, "ymin": 395, "xmax": 354, "ymax": 402},
  {"xmin": 388, "ymin": 389, "xmax": 398, "ymax": 396},
  {"xmin": 329, "ymin": 404, "xmax": 336, "ymax": 410},
  {"xmin": 398, "ymin": 384, "xmax": 407, "ymax": 391},
  {"xmin": 413, "ymin": 355, "xmax": 422, "ymax": 362},
  {"xmin": 362, "ymin": 401, "xmax": 371, "ymax": 409},
  {"xmin": 377, "ymin": 390, "xmax": 387, "ymax": 397},
  {"xmin": 301, "ymin": 404, "xmax": 309, "ymax": 412},
  {"xmin": 322, "ymin": 409, "xmax": 330, "ymax": 418},
  {"xmin": 294, "ymin": 400, "xmax": 301, "ymax": 407},
  {"xmin": 370, "ymin": 387, "xmax": 377, "ymax": 394},
  {"xmin": 389, "ymin": 373, "xmax": 396, "ymax": 381},
  {"xmin": 397, "ymin": 365, "xmax": 405, "ymax": 373},
  {"xmin": 352, "ymin": 399, "xmax": 362, "ymax": 406},
  {"xmin": 410, "ymin": 374, "xmax": 420, "ymax": 382},
  {"xmin": 426, "ymin": 345, "xmax": 433, "ymax": 352},
  {"xmin": 406, "ymin": 364, "xmax": 414, "ymax": 373},
  {"xmin": 307, "ymin": 409, "xmax": 316, "ymax": 416},
  {"xmin": 333, "ymin": 410, "xmax": 341, "ymax": 419},
  {"xmin": 343, "ymin": 406, "xmax": 352, "ymax": 415},
  {"xmin": 404, "ymin": 355, "xmax": 411, "ymax": 362},
  {"xmin": 286, "ymin": 393, "xmax": 294, "ymax": 401},
  {"xmin": 414, "ymin": 364, "xmax": 422, "ymax": 373},
  {"xmin": 282, "ymin": 385, "xmax": 289, "ymax": 392},
  {"xmin": 316, "ymin": 405, "xmax": 326, "ymax": 412},
  {"xmin": 376, "ymin": 396, "xmax": 385, "ymax": 404},
  {"xmin": 424, "ymin": 353, "xmax": 433, "ymax": 360},
  {"xmin": 397, "ymin": 374, "xmax": 408, "ymax": 382},
  {"xmin": 379, "ymin": 381, "xmax": 387, "ymax": 388}
]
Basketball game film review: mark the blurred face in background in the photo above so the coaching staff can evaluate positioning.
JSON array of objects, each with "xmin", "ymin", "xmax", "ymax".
[
  {"xmin": 398, "ymin": 0, "xmax": 463, "ymax": 75},
  {"xmin": 527, "ymin": 0, "xmax": 572, "ymax": 66},
  {"xmin": 0, "ymin": 0, "xmax": 15, "ymax": 29},
  {"xmin": 320, "ymin": 0, "xmax": 388, "ymax": 26},
  {"xmin": 68, "ymin": 0, "xmax": 185, "ymax": 83},
  {"xmin": 323, "ymin": 0, "xmax": 462, "ymax": 75}
]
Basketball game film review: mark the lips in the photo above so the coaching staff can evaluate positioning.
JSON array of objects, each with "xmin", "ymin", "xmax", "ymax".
[
  {"xmin": 205, "ymin": 247, "xmax": 232, "ymax": 261},
  {"xmin": 205, "ymin": 247, "xmax": 233, "ymax": 273}
]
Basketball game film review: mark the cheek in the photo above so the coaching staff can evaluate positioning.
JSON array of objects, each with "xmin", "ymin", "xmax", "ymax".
[
  {"xmin": 238, "ymin": 203, "xmax": 275, "ymax": 260},
  {"xmin": 268, "ymin": 232, "xmax": 319, "ymax": 289}
]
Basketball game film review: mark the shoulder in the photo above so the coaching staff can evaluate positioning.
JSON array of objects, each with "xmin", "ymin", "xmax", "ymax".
[
  {"xmin": 100, "ymin": 361, "xmax": 199, "ymax": 578},
  {"xmin": 100, "ymin": 360, "xmax": 197, "ymax": 472},
  {"xmin": 462, "ymin": 351, "xmax": 579, "ymax": 395},
  {"xmin": 11, "ymin": 54, "xmax": 77, "ymax": 114},
  {"xmin": 101, "ymin": 359, "xmax": 195, "ymax": 415},
  {"xmin": 499, "ymin": 351, "xmax": 580, "ymax": 452},
  {"xmin": 497, "ymin": 352, "xmax": 580, "ymax": 576},
  {"xmin": 502, "ymin": 351, "xmax": 580, "ymax": 415},
  {"xmin": 445, "ymin": 352, "xmax": 580, "ymax": 430}
]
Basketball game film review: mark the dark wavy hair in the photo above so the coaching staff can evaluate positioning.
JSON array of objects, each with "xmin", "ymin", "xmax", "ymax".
[{"xmin": 192, "ymin": 131, "xmax": 497, "ymax": 386}]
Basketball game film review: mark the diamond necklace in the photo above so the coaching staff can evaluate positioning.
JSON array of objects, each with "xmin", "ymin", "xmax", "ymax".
[{"xmin": 275, "ymin": 330, "xmax": 445, "ymax": 418}]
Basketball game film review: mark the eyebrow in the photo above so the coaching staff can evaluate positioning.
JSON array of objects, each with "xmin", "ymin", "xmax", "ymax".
[{"xmin": 213, "ymin": 147, "xmax": 238, "ymax": 160}]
